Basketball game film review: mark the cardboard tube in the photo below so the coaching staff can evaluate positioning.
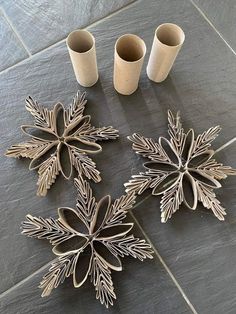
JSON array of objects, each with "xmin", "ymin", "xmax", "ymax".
[
  {"xmin": 113, "ymin": 34, "xmax": 146, "ymax": 95},
  {"xmin": 147, "ymin": 23, "xmax": 185, "ymax": 83},
  {"xmin": 67, "ymin": 30, "xmax": 98, "ymax": 87}
]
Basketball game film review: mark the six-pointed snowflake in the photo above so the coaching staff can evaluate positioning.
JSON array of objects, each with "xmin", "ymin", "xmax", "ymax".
[
  {"xmin": 125, "ymin": 111, "xmax": 236, "ymax": 223},
  {"xmin": 22, "ymin": 175, "xmax": 153, "ymax": 308},
  {"xmin": 6, "ymin": 91, "xmax": 119, "ymax": 196}
]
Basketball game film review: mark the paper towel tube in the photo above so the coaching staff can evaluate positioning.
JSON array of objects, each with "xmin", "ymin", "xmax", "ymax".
[
  {"xmin": 113, "ymin": 34, "xmax": 146, "ymax": 95},
  {"xmin": 147, "ymin": 23, "xmax": 185, "ymax": 83},
  {"xmin": 67, "ymin": 30, "xmax": 98, "ymax": 87}
]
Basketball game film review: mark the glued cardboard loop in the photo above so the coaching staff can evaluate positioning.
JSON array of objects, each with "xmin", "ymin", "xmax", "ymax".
[
  {"xmin": 113, "ymin": 34, "xmax": 146, "ymax": 95},
  {"xmin": 67, "ymin": 30, "xmax": 99, "ymax": 87},
  {"xmin": 147, "ymin": 23, "xmax": 185, "ymax": 83}
]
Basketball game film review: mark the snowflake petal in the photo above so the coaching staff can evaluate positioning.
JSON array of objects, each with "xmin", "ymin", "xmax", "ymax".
[
  {"xmin": 93, "ymin": 241, "xmax": 122, "ymax": 271},
  {"xmin": 144, "ymin": 161, "xmax": 178, "ymax": 172},
  {"xmin": 96, "ymin": 223, "xmax": 133, "ymax": 240},
  {"xmin": 152, "ymin": 172, "xmax": 181, "ymax": 195},
  {"xmin": 57, "ymin": 143, "xmax": 73, "ymax": 179},
  {"xmin": 159, "ymin": 136, "xmax": 180, "ymax": 165},
  {"xmin": 58, "ymin": 207, "xmax": 89, "ymax": 234},
  {"xmin": 64, "ymin": 115, "xmax": 91, "ymax": 137},
  {"xmin": 188, "ymin": 150, "xmax": 213, "ymax": 167},
  {"xmin": 66, "ymin": 137, "xmax": 102, "ymax": 154},
  {"xmin": 29, "ymin": 143, "xmax": 57, "ymax": 170},
  {"xmin": 182, "ymin": 172, "xmax": 198, "ymax": 209},
  {"xmin": 181, "ymin": 129, "xmax": 195, "ymax": 162},
  {"xmin": 52, "ymin": 235, "xmax": 88, "ymax": 256},
  {"xmin": 189, "ymin": 169, "xmax": 221, "ymax": 188},
  {"xmin": 90, "ymin": 195, "xmax": 111, "ymax": 233},
  {"xmin": 73, "ymin": 245, "xmax": 93, "ymax": 287},
  {"xmin": 54, "ymin": 102, "xmax": 66, "ymax": 137},
  {"xmin": 22, "ymin": 125, "xmax": 58, "ymax": 141}
]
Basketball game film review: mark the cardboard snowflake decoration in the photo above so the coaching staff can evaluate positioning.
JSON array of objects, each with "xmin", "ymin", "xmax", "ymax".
[
  {"xmin": 21, "ymin": 176, "xmax": 153, "ymax": 308},
  {"xmin": 125, "ymin": 111, "xmax": 236, "ymax": 223},
  {"xmin": 6, "ymin": 91, "xmax": 119, "ymax": 196}
]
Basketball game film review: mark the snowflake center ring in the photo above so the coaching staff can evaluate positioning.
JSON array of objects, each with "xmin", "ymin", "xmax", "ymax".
[{"xmin": 58, "ymin": 136, "xmax": 65, "ymax": 143}]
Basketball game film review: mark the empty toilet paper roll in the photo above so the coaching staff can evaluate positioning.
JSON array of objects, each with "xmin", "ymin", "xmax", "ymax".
[
  {"xmin": 67, "ymin": 30, "xmax": 98, "ymax": 87},
  {"xmin": 113, "ymin": 34, "xmax": 146, "ymax": 95},
  {"xmin": 147, "ymin": 23, "xmax": 185, "ymax": 83}
]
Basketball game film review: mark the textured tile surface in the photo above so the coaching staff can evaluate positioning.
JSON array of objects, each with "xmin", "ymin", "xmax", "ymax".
[
  {"xmin": 0, "ymin": 11, "xmax": 28, "ymax": 71},
  {"xmin": 0, "ymin": 221, "xmax": 191, "ymax": 314},
  {"xmin": 90, "ymin": 0, "xmax": 236, "ymax": 312},
  {"xmin": 193, "ymin": 0, "xmax": 236, "ymax": 51},
  {"xmin": 0, "ymin": 0, "xmax": 236, "ymax": 313},
  {"xmin": 133, "ymin": 145, "xmax": 236, "ymax": 314},
  {"xmin": 91, "ymin": 0, "xmax": 236, "ymax": 145},
  {"xmin": 0, "ymin": 0, "xmax": 135, "ymax": 54}
]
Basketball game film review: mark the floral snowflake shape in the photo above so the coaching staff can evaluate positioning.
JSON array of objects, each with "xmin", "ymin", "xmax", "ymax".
[
  {"xmin": 125, "ymin": 111, "xmax": 236, "ymax": 223},
  {"xmin": 6, "ymin": 91, "xmax": 119, "ymax": 196},
  {"xmin": 21, "ymin": 175, "xmax": 153, "ymax": 308}
]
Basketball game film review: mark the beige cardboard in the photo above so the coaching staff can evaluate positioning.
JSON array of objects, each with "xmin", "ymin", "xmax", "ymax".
[
  {"xmin": 113, "ymin": 34, "xmax": 146, "ymax": 95},
  {"xmin": 147, "ymin": 23, "xmax": 185, "ymax": 83},
  {"xmin": 67, "ymin": 30, "xmax": 98, "ymax": 87}
]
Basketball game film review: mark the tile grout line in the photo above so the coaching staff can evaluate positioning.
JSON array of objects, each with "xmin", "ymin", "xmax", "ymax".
[
  {"xmin": 189, "ymin": 0, "xmax": 236, "ymax": 56},
  {"xmin": 1, "ymin": 0, "xmax": 235, "ymax": 73},
  {"xmin": 129, "ymin": 211, "xmax": 198, "ymax": 314},
  {"xmin": 84, "ymin": 0, "xmax": 139, "ymax": 30},
  {"xmin": 132, "ymin": 194, "xmax": 152, "ymax": 209},
  {"xmin": 215, "ymin": 137, "xmax": 236, "ymax": 154},
  {"xmin": 0, "ymin": 0, "xmax": 139, "ymax": 75},
  {"xmin": 0, "ymin": 258, "xmax": 57, "ymax": 299},
  {"xmin": 0, "ymin": 7, "xmax": 32, "ymax": 57}
]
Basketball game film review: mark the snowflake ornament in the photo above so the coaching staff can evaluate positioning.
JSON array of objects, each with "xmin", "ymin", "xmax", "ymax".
[
  {"xmin": 125, "ymin": 111, "xmax": 236, "ymax": 223},
  {"xmin": 6, "ymin": 91, "xmax": 119, "ymax": 196},
  {"xmin": 22, "ymin": 176, "xmax": 153, "ymax": 308}
]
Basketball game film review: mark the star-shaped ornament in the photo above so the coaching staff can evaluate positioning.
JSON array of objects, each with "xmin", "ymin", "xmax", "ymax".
[
  {"xmin": 125, "ymin": 111, "xmax": 236, "ymax": 222},
  {"xmin": 6, "ymin": 91, "xmax": 119, "ymax": 196},
  {"xmin": 22, "ymin": 176, "xmax": 153, "ymax": 307}
]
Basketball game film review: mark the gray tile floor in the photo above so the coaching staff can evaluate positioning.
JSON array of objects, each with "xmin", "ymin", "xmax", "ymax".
[{"xmin": 0, "ymin": 0, "xmax": 236, "ymax": 313}]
